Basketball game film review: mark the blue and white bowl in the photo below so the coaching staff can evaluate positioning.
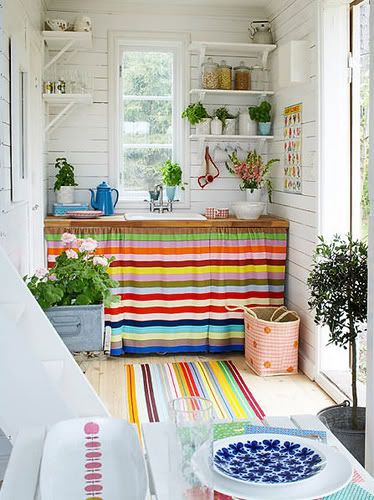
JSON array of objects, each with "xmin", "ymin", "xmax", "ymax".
[{"xmin": 213, "ymin": 434, "xmax": 327, "ymax": 486}]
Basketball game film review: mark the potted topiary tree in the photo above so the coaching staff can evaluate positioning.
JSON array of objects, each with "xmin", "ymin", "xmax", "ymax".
[
  {"xmin": 24, "ymin": 233, "xmax": 120, "ymax": 352},
  {"xmin": 54, "ymin": 157, "xmax": 78, "ymax": 203},
  {"xmin": 181, "ymin": 102, "xmax": 211, "ymax": 135},
  {"xmin": 160, "ymin": 160, "xmax": 187, "ymax": 201},
  {"xmin": 308, "ymin": 234, "xmax": 368, "ymax": 465},
  {"xmin": 248, "ymin": 101, "xmax": 272, "ymax": 136}
]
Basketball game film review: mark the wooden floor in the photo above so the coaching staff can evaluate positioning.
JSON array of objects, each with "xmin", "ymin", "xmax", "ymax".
[{"xmin": 80, "ymin": 353, "xmax": 333, "ymax": 419}]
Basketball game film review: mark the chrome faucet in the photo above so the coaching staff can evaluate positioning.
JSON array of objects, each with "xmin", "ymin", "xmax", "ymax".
[{"xmin": 146, "ymin": 184, "xmax": 175, "ymax": 213}]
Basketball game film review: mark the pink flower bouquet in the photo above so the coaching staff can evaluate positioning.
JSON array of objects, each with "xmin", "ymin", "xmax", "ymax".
[{"xmin": 225, "ymin": 150, "xmax": 279, "ymax": 201}]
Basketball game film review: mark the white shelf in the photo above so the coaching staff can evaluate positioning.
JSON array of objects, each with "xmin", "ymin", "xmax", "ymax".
[
  {"xmin": 43, "ymin": 94, "xmax": 93, "ymax": 132},
  {"xmin": 189, "ymin": 41, "xmax": 276, "ymax": 68},
  {"xmin": 190, "ymin": 88, "xmax": 274, "ymax": 101},
  {"xmin": 42, "ymin": 31, "xmax": 92, "ymax": 50},
  {"xmin": 43, "ymin": 93, "xmax": 93, "ymax": 104},
  {"xmin": 190, "ymin": 89, "xmax": 274, "ymax": 96},
  {"xmin": 189, "ymin": 134, "xmax": 274, "ymax": 141}
]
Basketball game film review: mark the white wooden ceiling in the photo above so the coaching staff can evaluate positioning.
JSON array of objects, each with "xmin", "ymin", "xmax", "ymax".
[{"xmin": 45, "ymin": 0, "xmax": 274, "ymax": 14}]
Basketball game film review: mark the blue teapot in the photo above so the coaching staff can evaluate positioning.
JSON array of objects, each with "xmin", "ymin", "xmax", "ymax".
[{"xmin": 89, "ymin": 181, "xmax": 119, "ymax": 215}]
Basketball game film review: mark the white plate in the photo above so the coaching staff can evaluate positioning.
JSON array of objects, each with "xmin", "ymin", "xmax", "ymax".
[
  {"xmin": 213, "ymin": 434, "xmax": 327, "ymax": 486},
  {"xmin": 192, "ymin": 434, "xmax": 352, "ymax": 500},
  {"xmin": 40, "ymin": 417, "xmax": 148, "ymax": 500}
]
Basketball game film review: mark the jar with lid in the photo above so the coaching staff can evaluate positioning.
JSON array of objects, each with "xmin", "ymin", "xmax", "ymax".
[
  {"xmin": 218, "ymin": 60, "xmax": 232, "ymax": 90},
  {"xmin": 234, "ymin": 61, "xmax": 251, "ymax": 91},
  {"xmin": 202, "ymin": 57, "xmax": 219, "ymax": 89}
]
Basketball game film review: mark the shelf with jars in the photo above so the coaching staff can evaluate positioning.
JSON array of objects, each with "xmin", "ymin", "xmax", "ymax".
[
  {"xmin": 189, "ymin": 41, "xmax": 276, "ymax": 70},
  {"xmin": 42, "ymin": 29, "xmax": 94, "ymax": 133}
]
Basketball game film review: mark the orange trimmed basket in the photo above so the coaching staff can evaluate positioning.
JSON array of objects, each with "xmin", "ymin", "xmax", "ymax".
[{"xmin": 227, "ymin": 306, "xmax": 300, "ymax": 376}]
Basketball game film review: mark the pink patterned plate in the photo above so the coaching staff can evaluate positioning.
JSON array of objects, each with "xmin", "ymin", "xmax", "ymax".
[{"xmin": 66, "ymin": 210, "xmax": 103, "ymax": 219}]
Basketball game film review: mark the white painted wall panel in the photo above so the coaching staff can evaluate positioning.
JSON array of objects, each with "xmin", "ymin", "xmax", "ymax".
[{"xmin": 267, "ymin": 0, "xmax": 319, "ymax": 379}]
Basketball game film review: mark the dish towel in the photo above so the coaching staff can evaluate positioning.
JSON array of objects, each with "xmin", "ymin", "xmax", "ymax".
[
  {"xmin": 213, "ymin": 421, "xmax": 327, "ymax": 443},
  {"xmin": 323, "ymin": 483, "xmax": 374, "ymax": 499}
]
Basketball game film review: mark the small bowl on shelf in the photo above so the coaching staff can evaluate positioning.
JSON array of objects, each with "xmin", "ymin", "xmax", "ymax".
[{"xmin": 231, "ymin": 202, "xmax": 265, "ymax": 220}]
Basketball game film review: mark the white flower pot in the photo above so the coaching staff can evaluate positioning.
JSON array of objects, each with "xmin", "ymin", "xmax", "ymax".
[
  {"xmin": 239, "ymin": 112, "xmax": 257, "ymax": 136},
  {"xmin": 245, "ymin": 189, "xmax": 262, "ymax": 202},
  {"xmin": 211, "ymin": 117, "xmax": 223, "ymax": 135},
  {"xmin": 196, "ymin": 118, "xmax": 211, "ymax": 136},
  {"xmin": 224, "ymin": 118, "xmax": 236, "ymax": 135},
  {"xmin": 56, "ymin": 186, "xmax": 75, "ymax": 204}
]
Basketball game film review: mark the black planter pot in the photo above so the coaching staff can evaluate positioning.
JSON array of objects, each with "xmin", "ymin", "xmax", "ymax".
[{"xmin": 318, "ymin": 400, "xmax": 366, "ymax": 466}]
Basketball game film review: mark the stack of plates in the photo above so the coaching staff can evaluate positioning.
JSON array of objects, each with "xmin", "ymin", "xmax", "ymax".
[{"xmin": 192, "ymin": 433, "xmax": 353, "ymax": 500}]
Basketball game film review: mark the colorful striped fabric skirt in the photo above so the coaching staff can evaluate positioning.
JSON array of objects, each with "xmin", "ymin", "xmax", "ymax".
[{"xmin": 45, "ymin": 226, "xmax": 287, "ymax": 355}]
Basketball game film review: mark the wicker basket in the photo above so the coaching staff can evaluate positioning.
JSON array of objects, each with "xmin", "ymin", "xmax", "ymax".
[{"xmin": 227, "ymin": 306, "xmax": 300, "ymax": 376}]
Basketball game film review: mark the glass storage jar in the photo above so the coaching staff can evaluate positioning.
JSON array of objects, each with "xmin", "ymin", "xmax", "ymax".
[
  {"xmin": 218, "ymin": 60, "xmax": 232, "ymax": 90},
  {"xmin": 234, "ymin": 61, "xmax": 251, "ymax": 90},
  {"xmin": 202, "ymin": 57, "xmax": 219, "ymax": 89}
]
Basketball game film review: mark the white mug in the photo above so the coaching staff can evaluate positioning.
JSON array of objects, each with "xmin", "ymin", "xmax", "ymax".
[
  {"xmin": 74, "ymin": 16, "xmax": 92, "ymax": 32},
  {"xmin": 46, "ymin": 19, "xmax": 68, "ymax": 31}
]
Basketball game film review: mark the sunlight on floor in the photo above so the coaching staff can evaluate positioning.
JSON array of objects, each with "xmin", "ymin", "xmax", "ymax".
[{"xmin": 81, "ymin": 354, "xmax": 333, "ymax": 419}]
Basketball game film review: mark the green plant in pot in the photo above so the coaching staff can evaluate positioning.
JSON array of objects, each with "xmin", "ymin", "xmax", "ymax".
[
  {"xmin": 308, "ymin": 234, "xmax": 368, "ymax": 465},
  {"xmin": 214, "ymin": 107, "xmax": 237, "ymax": 135},
  {"xmin": 54, "ymin": 157, "xmax": 78, "ymax": 204},
  {"xmin": 24, "ymin": 233, "xmax": 120, "ymax": 352},
  {"xmin": 160, "ymin": 160, "xmax": 187, "ymax": 201},
  {"xmin": 182, "ymin": 102, "xmax": 211, "ymax": 135},
  {"xmin": 248, "ymin": 100, "xmax": 272, "ymax": 136}
]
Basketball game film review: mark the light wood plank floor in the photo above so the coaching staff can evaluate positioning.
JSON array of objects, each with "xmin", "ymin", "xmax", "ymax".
[{"xmin": 80, "ymin": 353, "xmax": 333, "ymax": 419}]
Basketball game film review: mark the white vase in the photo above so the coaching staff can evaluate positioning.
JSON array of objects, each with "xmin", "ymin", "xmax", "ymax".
[
  {"xmin": 224, "ymin": 118, "xmax": 236, "ymax": 135},
  {"xmin": 196, "ymin": 118, "xmax": 211, "ymax": 136},
  {"xmin": 245, "ymin": 189, "xmax": 262, "ymax": 202},
  {"xmin": 56, "ymin": 186, "xmax": 75, "ymax": 204},
  {"xmin": 239, "ymin": 112, "xmax": 257, "ymax": 136},
  {"xmin": 211, "ymin": 117, "xmax": 223, "ymax": 135}
]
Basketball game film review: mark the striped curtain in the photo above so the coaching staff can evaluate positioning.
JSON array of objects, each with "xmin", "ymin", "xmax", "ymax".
[{"xmin": 45, "ymin": 226, "xmax": 287, "ymax": 355}]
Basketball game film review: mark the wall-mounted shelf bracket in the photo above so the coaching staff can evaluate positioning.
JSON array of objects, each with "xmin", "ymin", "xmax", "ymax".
[{"xmin": 43, "ymin": 94, "xmax": 93, "ymax": 133}]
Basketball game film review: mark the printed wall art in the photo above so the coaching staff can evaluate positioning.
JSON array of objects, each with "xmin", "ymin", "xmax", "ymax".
[{"xmin": 283, "ymin": 103, "xmax": 302, "ymax": 194}]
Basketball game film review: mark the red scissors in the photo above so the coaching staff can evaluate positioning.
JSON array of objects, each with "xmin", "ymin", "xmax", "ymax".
[{"xmin": 198, "ymin": 146, "xmax": 220, "ymax": 188}]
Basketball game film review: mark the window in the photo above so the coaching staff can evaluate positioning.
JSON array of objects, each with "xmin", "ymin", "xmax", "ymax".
[
  {"xmin": 350, "ymin": 0, "xmax": 370, "ymax": 386},
  {"xmin": 109, "ymin": 33, "xmax": 187, "ymax": 205},
  {"xmin": 351, "ymin": 0, "xmax": 370, "ymax": 241}
]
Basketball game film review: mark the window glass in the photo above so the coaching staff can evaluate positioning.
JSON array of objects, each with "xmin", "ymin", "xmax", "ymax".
[{"xmin": 121, "ymin": 50, "xmax": 174, "ymax": 200}]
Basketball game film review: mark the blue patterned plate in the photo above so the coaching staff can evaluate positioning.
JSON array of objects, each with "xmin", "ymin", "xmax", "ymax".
[{"xmin": 213, "ymin": 434, "xmax": 327, "ymax": 485}]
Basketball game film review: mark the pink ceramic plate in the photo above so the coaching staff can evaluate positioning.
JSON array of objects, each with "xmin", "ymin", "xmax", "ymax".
[{"xmin": 66, "ymin": 210, "xmax": 103, "ymax": 219}]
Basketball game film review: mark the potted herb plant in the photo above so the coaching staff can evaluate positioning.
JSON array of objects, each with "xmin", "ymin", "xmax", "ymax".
[
  {"xmin": 181, "ymin": 102, "xmax": 211, "ymax": 135},
  {"xmin": 214, "ymin": 107, "xmax": 237, "ymax": 135},
  {"xmin": 54, "ymin": 157, "xmax": 78, "ymax": 203},
  {"xmin": 308, "ymin": 234, "xmax": 367, "ymax": 465},
  {"xmin": 248, "ymin": 100, "xmax": 272, "ymax": 136},
  {"xmin": 160, "ymin": 160, "xmax": 186, "ymax": 201},
  {"xmin": 24, "ymin": 233, "xmax": 120, "ymax": 352},
  {"xmin": 225, "ymin": 149, "xmax": 278, "ymax": 202}
]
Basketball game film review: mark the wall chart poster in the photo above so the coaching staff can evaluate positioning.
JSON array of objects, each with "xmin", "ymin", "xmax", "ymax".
[{"xmin": 284, "ymin": 103, "xmax": 302, "ymax": 194}]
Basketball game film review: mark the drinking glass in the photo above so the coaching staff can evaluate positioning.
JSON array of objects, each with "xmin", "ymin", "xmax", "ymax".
[{"xmin": 168, "ymin": 397, "xmax": 214, "ymax": 500}]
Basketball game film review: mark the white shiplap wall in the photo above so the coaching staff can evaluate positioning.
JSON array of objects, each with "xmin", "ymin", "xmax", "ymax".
[
  {"xmin": 267, "ymin": 0, "xmax": 319, "ymax": 379},
  {"xmin": 45, "ymin": 6, "xmax": 272, "ymax": 211},
  {"xmin": 0, "ymin": 0, "xmax": 46, "ymax": 274}
]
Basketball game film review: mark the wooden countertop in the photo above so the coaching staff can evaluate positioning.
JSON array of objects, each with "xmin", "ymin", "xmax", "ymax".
[{"xmin": 44, "ymin": 215, "xmax": 289, "ymax": 229}]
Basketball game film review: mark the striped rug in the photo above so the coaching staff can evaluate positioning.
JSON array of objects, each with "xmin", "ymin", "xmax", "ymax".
[{"xmin": 125, "ymin": 360, "xmax": 265, "ymax": 428}]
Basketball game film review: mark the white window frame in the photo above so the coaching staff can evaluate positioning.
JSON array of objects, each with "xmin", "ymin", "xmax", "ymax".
[{"xmin": 108, "ymin": 31, "xmax": 190, "ymax": 209}]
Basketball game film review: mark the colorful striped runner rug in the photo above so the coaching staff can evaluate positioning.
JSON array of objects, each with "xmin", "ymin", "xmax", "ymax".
[{"xmin": 125, "ymin": 360, "xmax": 265, "ymax": 428}]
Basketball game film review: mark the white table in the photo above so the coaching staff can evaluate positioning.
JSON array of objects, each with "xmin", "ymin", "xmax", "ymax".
[{"xmin": 143, "ymin": 415, "xmax": 374, "ymax": 500}]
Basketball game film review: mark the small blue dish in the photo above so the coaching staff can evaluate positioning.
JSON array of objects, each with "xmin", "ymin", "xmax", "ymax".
[{"xmin": 213, "ymin": 435, "xmax": 326, "ymax": 485}]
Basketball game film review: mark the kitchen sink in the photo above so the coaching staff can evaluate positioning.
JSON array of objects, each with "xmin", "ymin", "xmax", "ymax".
[{"xmin": 124, "ymin": 212, "xmax": 207, "ymax": 221}]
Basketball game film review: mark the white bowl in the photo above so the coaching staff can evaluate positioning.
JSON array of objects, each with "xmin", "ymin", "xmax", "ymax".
[{"xmin": 231, "ymin": 202, "xmax": 265, "ymax": 220}]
